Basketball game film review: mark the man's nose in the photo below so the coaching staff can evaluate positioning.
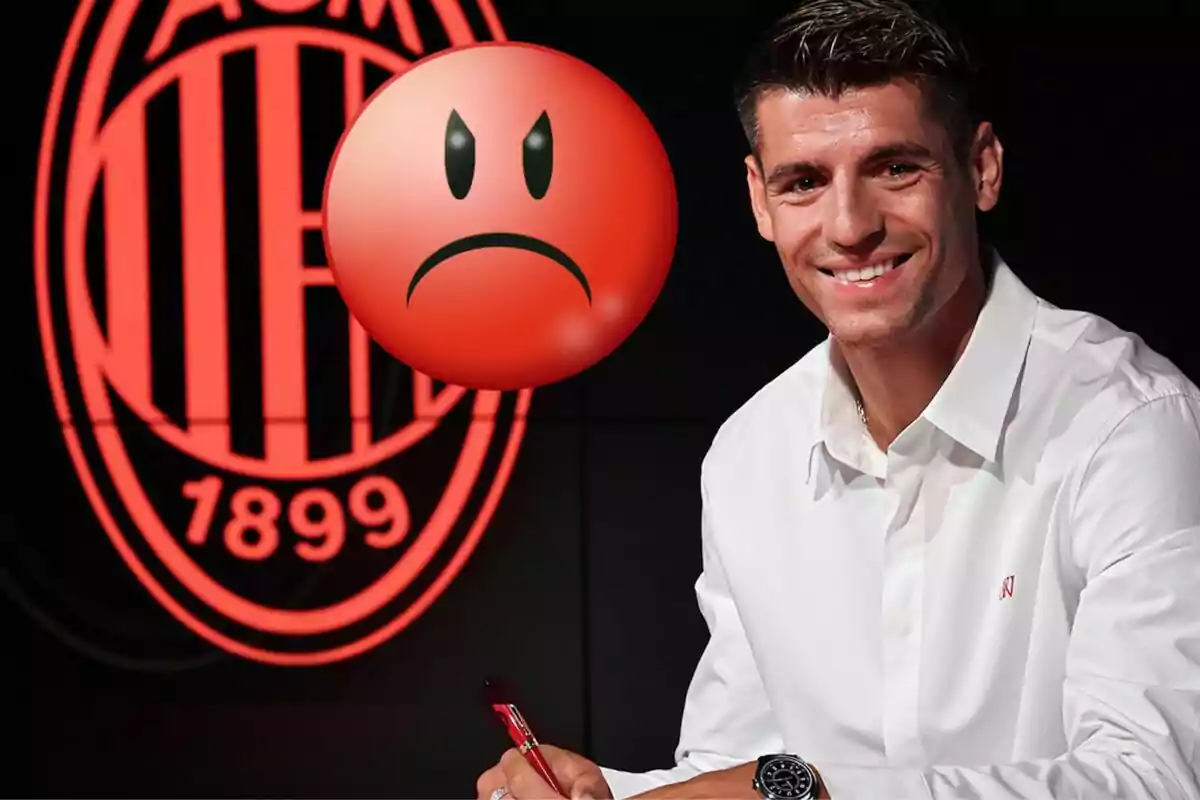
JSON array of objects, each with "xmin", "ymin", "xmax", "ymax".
[{"xmin": 825, "ymin": 181, "xmax": 885, "ymax": 253}]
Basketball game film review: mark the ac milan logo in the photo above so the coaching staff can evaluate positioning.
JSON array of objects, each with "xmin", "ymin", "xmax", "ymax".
[{"xmin": 34, "ymin": 0, "xmax": 529, "ymax": 665}]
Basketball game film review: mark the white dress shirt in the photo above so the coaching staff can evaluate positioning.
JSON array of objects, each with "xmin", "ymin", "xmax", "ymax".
[{"xmin": 600, "ymin": 256, "xmax": 1200, "ymax": 799}]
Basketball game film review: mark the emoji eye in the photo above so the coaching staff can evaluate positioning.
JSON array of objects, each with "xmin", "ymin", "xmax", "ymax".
[
  {"xmin": 445, "ymin": 109, "xmax": 475, "ymax": 199},
  {"xmin": 523, "ymin": 111, "xmax": 552, "ymax": 199}
]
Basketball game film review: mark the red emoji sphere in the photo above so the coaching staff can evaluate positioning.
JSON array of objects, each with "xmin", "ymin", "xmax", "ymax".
[{"xmin": 323, "ymin": 42, "xmax": 678, "ymax": 390}]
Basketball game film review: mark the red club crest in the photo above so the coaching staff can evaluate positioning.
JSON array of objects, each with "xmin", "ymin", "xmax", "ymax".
[{"xmin": 34, "ymin": 0, "xmax": 527, "ymax": 665}]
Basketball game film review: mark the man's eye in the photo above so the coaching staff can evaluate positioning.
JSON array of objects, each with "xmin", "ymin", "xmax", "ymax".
[
  {"xmin": 788, "ymin": 177, "xmax": 818, "ymax": 193},
  {"xmin": 885, "ymin": 162, "xmax": 918, "ymax": 177}
]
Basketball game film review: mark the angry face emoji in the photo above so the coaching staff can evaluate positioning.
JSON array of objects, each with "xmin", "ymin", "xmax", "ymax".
[{"xmin": 324, "ymin": 42, "xmax": 678, "ymax": 390}]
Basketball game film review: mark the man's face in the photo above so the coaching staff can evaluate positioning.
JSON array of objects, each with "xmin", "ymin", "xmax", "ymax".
[{"xmin": 745, "ymin": 79, "xmax": 1001, "ymax": 348}]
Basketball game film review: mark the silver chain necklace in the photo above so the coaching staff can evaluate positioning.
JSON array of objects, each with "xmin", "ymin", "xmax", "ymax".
[{"xmin": 856, "ymin": 398, "xmax": 867, "ymax": 426}]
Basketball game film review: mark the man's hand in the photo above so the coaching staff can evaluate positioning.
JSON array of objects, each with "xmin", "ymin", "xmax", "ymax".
[
  {"xmin": 629, "ymin": 762, "xmax": 830, "ymax": 800},
  {"xmin": 476, "ymin": 744, "xmax": 613, "ymax": 800}
]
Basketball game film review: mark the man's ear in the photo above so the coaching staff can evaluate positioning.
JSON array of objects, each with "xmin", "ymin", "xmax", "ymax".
[
  {"xmin": 970, "ymin": 121, "xmax": 1003, "ymax": 213},
  {"xmin": 745, "ymin": 154, "xmax": 775, "ymax": 242}
]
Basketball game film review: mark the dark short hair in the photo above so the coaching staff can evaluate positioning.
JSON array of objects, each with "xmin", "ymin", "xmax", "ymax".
[{"xmin": 734, "ymin": 0, "xmax": 979, "ymax": 164}]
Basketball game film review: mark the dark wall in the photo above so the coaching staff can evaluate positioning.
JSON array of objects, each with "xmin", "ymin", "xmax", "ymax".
[{"xmin": 7, "ymin": 1, "xmax": 1198, "ymax": 797}]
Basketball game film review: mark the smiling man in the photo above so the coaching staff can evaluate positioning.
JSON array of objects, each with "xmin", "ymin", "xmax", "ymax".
[{"xmin": 476, "ymin": 1, "xmax": 1200, "ymax": 798}]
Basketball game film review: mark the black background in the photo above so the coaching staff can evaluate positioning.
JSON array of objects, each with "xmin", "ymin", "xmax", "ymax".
[{"xmin": 6, "ymin": 0, "xmax": 1199, "ymax": 797}]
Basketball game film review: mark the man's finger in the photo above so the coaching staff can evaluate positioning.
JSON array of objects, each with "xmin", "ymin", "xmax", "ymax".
[
  {"xmin": 500, "ymin": 747, "xmax": 560, "ymax": 799},
  {"xmin": 476, "ymin": 763, "xmax": 507, "ymax": 800},
  {"xmin": 538, "ymin": 745, "xmax": 609, "ymax": 800},
  {"xmin": 539, "ymin": 745, "xmax": 574, "ymax": 774},
  {"xmin": 567, "ymin": 773, "xmax": 607, "ymax": 800}
]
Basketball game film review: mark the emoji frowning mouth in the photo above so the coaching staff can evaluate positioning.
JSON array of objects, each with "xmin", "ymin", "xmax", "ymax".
[{"xmin": 406, "ymin": 232, "xmax": 591, "ymax": 305}]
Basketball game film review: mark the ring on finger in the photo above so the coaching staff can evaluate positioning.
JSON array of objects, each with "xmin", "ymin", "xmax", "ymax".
[{"xmin": 489, "ymin": 788, "xmax": 510, "ymax": 800}]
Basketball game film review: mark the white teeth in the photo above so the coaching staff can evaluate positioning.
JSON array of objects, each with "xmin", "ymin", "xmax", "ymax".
[{"xmin": 831, "ymin": 258, "xmax": 896, "ymax": 284}]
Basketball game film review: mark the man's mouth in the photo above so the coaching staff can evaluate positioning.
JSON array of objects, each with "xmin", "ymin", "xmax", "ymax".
[
  {"xmin": 407, "ymin": 232, "xmax": 591, "ymax": 305},
  {"xmin": 817, "ymin": 253, "xmax": 914, "ymax": 285}
]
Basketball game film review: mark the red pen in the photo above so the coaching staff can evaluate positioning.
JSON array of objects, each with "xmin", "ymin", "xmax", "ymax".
[{"xmin": 483, "ymin": 678, "xmax": 566, "ymax": 796}]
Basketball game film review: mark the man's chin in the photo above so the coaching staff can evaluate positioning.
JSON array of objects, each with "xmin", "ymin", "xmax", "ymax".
[{"xmin": 827, "ymin": 314, "xmax": 912, "ymax": 349}]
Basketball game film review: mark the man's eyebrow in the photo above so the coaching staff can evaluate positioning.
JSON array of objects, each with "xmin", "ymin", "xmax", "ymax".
[
  {"xmin": 766, "ymin": 160, "xmax": 819, "ymax": 186},
  {"xmin": 764, "ymin": 142, "xmax": 938, "ymax": 186},
  {"xmin": 865, "ymin": 143, "xmax": 937, "ymax": 163}
]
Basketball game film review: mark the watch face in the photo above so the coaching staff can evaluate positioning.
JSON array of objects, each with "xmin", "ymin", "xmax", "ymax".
[{"xmin": 760, "ymin": 756, "xmax": 814, "ymax": 799}]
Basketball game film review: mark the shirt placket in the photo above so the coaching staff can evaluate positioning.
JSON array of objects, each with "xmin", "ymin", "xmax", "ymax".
[{"xmin": 880, "ymin": 452, "xmax": 927, "ymax": 765}]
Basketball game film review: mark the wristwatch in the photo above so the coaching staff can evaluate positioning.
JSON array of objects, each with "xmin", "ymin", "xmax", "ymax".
[{"xmin": 752, "ymin": 753, "xmax": 821, "ymax": 799}]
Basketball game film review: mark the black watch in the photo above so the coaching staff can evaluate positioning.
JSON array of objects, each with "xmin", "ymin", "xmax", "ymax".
[{"xmin": 752, "ymin": 753, "xmax": 821, "ymax": 800}]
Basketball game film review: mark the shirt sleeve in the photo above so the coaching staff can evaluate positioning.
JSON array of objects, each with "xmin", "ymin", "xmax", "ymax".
[
  {"xmin": 601, "ymin": 471, "xmax": 785, "ymax": 800},
  {"xmin": 815, "ymin": 392, "xmax": 1200, "ymax": 799}
]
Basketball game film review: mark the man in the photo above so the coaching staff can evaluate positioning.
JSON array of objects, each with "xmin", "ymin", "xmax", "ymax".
[{"xmin": 477, "ymin": 0, "xmax": 1200, "ymax": 797}]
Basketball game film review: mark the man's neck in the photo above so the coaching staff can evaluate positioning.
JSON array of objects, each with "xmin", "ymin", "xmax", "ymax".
[{"xmin": 835, "ymin": 262, "xmax": 988, "ymax": 451}]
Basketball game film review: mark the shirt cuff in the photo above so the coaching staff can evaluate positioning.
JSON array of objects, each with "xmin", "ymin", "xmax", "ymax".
[{"xmin": 815, "ymin": 763, "xmax": 933, "ymax": 799}]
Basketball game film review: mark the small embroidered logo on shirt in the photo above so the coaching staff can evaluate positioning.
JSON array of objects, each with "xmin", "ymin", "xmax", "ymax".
[{"xmin": 999, "ymin": 574, "xmax": 1015, "ymax": 600}]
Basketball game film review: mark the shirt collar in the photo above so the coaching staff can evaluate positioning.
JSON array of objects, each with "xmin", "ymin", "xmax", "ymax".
[{"xmin": 806, "ymin": 252, "xmax": 1039, "ymax": 481}]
